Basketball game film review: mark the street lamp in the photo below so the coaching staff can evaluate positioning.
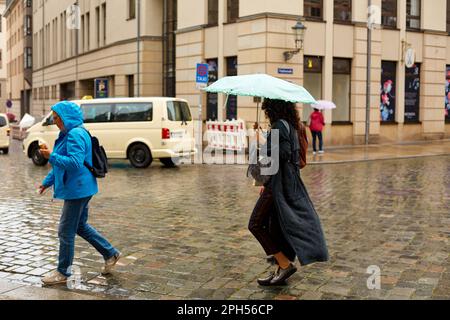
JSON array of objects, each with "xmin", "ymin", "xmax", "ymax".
[{"xmin": 283, "ymin": 20, "xmax": 306, "ymax": 61}]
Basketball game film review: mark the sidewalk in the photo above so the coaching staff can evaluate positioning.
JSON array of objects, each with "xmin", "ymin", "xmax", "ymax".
[
  {"xmin": 0, "ymin": 279, "xmax": 115, "ymax": 300},
  {"xmin": 307, "ymin": 139, "xmax": 450, "ymax": 165}
]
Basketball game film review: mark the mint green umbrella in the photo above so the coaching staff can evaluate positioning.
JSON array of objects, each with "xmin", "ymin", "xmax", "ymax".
[
  {"xmin": 203, "ymin": 73, "xmax": 317, "ymax": 129},
  {"xmin": 203, "ymin": 74, "xmax": 317, "ymax": 104}
]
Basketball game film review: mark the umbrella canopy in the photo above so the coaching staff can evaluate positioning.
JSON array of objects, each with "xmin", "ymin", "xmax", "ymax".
[
  {"xmin": 310, "ymin": 100, "xmax": 336, "ymax": 110},
  {"xmin": 203, "ymin": 74, "xmax": 317, "ymax": 104}
]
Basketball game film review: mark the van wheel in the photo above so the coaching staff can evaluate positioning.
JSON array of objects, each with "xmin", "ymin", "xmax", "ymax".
[
  {"xmin": 30, "ymin": 144, "xmax": 48, "ymax": 166},
  {"xmin": 160, "ymin": 157, "xmax": 180, "ymax": 167},
  {"xmin": 1, "ymin": 148, "xmax": 8, "ymax": 155},
  {"xmin": 128, "ymin": 143, "xmax": 152, "ymax": 168}
]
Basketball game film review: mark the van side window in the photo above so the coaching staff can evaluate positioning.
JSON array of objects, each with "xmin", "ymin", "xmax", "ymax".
[
  {"xmin": 82, "ymin": 104, "xmax": 113, "ymax": 123},
  {"xmin": 167, "ymin": 101, "xmax": 192, "ymax": 122},
  {"xmin": 0, "ymin": 116, "xmax": 7, "ymax": 127},
  {"xmin": 113, "ymin": 103, "xmax": 153, "ymax": 122}
]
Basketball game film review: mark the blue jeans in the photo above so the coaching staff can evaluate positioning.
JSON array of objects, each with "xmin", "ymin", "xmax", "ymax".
[
  {"xmin": 311, "ymin": 131, "xmax": 323, "ymax": 152},
  {"xmin": 58, "ymin": 196, "xmax": 118, "ymax": 277}
]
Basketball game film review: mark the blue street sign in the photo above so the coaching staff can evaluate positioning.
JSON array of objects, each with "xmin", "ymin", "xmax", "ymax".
[
  {"xmin": 95, "ymin": 78, "xmax": 109, "ymax": 98},
  {"xmin": 278, "ymin": 68, "xmax": 294, "ymax": 75},
  {"xmin": 196, "ymin": 63, "xmax": 209, "ymax": 85}
]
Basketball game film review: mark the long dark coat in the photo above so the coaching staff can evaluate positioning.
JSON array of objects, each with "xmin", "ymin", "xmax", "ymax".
[{"xmin": 266, "ymin": 120, "xmax": 329, "ymax": 266}]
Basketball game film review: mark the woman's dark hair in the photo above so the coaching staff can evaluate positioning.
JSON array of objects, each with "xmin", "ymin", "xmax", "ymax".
[{"xmin": 262, "ymin": 99, "xmax": 301, "ymax": 130}]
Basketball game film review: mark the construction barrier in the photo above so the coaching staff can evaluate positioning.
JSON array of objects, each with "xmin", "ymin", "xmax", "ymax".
[{"xmin": 206, "ymin": 119, "xmax": 247, "ymax": 151}]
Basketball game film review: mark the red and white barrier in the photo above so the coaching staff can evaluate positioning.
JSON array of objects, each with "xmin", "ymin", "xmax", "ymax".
[{"xmin": 206, "ymin": 119, "xmax": 247, "ymax": 151}]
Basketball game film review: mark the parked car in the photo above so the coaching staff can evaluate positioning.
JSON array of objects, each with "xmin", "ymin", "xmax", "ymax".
[
  {"xmin": 23, "ymin": 97, "xmax": 196, "ymax": 168},
  {"xmin": 0, "ymin": 113, "xmax": 10, "ymax": 154}
]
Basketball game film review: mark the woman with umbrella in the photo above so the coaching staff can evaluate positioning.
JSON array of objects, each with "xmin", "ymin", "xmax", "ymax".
[
  {"xmin": 204, "ymin": 74, "xmax": 329, "ymax": 286},
  {"xmin": 248, "ymin": 99, "xmax": 329, "ymax": 286}
]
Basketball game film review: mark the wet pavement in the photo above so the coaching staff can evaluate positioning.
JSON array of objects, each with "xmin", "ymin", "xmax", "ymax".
[{"xmin": 0, "ymin": 140, "xmax": 449, "ymax": 300}]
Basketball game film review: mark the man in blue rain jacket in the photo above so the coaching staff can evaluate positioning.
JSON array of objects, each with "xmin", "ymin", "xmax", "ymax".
[{"xmin": 38, "ymin": 101, "xmax": 121, "ymax": 285}]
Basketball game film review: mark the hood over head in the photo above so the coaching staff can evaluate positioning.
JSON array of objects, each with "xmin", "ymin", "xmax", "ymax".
[{"xmin": 51, "ymin": 101, "xmax": 84, "ymax": 132}]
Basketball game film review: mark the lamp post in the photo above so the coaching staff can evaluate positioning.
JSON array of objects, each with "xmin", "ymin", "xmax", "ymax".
[
  {"xmin": 283, "ymin": 20, "xmax": 306, "ymax": 61},
  {"xmin": 365, "ymin": 0, "xmax": 373, "ymax": 145},
  {"xmin": 137, "ymin": 0, "xmax": 141, "ymax": 97}
]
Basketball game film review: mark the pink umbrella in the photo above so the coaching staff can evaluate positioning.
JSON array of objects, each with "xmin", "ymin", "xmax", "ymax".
[{"xmin": 310, "ymin": 100, "xmax": 336, "ymax": 110}]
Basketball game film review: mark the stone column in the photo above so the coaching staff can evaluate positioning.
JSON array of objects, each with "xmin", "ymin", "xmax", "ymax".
[
  {"xmin": 114, "ymin": 75, "xmax": 128, "ymax": 98},
  {"xmin": 421, "ymin": 32, "xmax": 446, "ymax": 139}
]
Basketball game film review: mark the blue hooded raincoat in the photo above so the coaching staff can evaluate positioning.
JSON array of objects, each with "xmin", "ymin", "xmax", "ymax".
[{"xmin": 42, "ymin": 101, "xmax": 98, "ymax": 200}]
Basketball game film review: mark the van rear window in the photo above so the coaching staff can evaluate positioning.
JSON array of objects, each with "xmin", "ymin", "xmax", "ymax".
[
  {"xmin": 167, "ymin": 101, "xmax": 192, "ymax": 122},
  {"xmin": 0, "ymin": 116, "xmax": 6, "ymax": 127}
]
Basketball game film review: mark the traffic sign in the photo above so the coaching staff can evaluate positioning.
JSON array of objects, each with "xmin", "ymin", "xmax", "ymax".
[{"xmin": 196, "ymin": 63, "xmax": 209, "ymax": 88}]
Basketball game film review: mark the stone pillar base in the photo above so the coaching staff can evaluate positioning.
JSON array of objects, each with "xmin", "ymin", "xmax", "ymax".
[
  {"xmin": 422, "ymin": 133, "xmax": 445, "ymax": 141},
  {"xmin": 353, "ymin": 134, "xmax": 380, "ymax": 145}
]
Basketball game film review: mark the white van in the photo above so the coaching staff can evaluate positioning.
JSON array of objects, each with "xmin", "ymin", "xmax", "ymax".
[
  {"xmin": 23, "ymin": 98, "xmax": 196, "ymax": 168},
  {"xmin": 0, "ymin": 113, "xmax": 10, "ymax": 154}
]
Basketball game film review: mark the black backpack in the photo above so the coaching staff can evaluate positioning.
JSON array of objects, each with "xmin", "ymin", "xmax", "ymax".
[{"xmin": 82, "ymin": 129, "xmax": 108, "ymax": 178}]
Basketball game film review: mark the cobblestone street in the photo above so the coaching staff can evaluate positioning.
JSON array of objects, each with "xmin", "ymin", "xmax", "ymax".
[{"xmin": 0, "ymin": 140, "xmax": 449, "ymax": 300}]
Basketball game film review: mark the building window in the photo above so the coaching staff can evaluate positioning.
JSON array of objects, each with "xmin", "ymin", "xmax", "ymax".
[
  {"xmin": 304, "ymin": 0, "xmax": 323, "ymax": 20},
  {"xmin": 163, "ymin": 0, "xmax": 177, "ymax": 98},
  {"xmin": 404, "ymin": 63, "xmax": 420, "ymax": 122},
  {"xmin": 81, "ymin": 15, "xmax": 85, "ymax": 52},
  {"xmin": 227, "ymin": 0, "xmax": 239, "ymax": 23},
  {"xmin": 24, "ymin": 47, "xmax": 32, "ymax": 69},
  {"xmin": 127, "ymin": 75, "xmax": 135, "ymax": 97},
  {"xmin": 96, "ymin": 6, "xmax": 100, "ymax": 48},
  {"xmin": 102, "ymin": 3, "xmax": 106, "ymax": 45},
  {"xmin": 0, "ymin": 15, "xmax": 2, "ymax": 33},
  {"xmin": 226, "ymin": 56, "xmax": 238, "ymax": 120},
  {"xmin": 381, "ymin": 61, "xmax": 397, "ymax": 122},
  {"xmin": 334, "ymin": 0, "xmax": 351, "ymax": 22},
  {"xmin": 332, "ymin": 58, "xmax": 351, "ymax": 122},
  {"xmin": 128, "ymin": 0, "xmax": 136, "ymax": 20},
  {"xmin": 406, "ymin": 0, "xmax": 421, "ymax": 29},
  {"xmin": 445, "ymin": 66, "xmax": 450, "ymax": 122},
  {"xmin": 207, "ymin": 59, "xmax": 218, "ymax": 121},
  {"xmin": 447, "ymin": 0, "xmax": 450, "ymax": 33},
  {"xmin": 382, "ymin": 0, "xmax": 397, "ymax": 27},
  {"xmin": 208, "ymin": 0, "xmax": 218, "ymax": 26},
  {"xmin": 303, "ymin": 56, "xmax": 323, "ymax": 122},
  {"xmin": 24, "ymin": 0, "xmax": 32, "ymax": 8},
  {"xmin": 86, "ymin": 12, "xmax": 90, "ymax": 51},
  {"xmin": 24, "ymin": 15, "xmax": 32, "ymax": 36},
  {"xmin": 0, "ymin": 50, "xmax": 2, "ymax": 69}
]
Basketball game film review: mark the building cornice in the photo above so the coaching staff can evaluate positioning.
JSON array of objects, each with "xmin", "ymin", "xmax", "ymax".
[
  {"xmin": 175, "ymin": 24, "xmax": 208, "ymax": 35},
  {"xmin": 237, "ymin": 12, "xmax": 301, "ymax": 23},
  {"xmin": 3, "ymin": 0, "xmax": 18, "ymax": 18}
]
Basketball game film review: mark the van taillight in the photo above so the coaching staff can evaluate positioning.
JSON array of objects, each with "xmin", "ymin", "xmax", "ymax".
[
  {"xmin": 162, "ymin": 128, "xmax": 171, "ymax": 139},
  {"xmin": 6, "ymin": 128, "xmax": 10, "ymax": 136}
]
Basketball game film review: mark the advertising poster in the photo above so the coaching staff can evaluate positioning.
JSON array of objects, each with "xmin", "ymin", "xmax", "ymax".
[
  {"xmin": 380, "ymin": 61, "xmax": 396, "ymax": 122},
  {"xmin": 404, "ymin": 64, "xmax": 420, "ymax": 122},
  {"xmin": 207, "ymin": 59, "xmax": 218, "ymax": 121},
  {"xmin": 446, "ymin": 66, "xmax": 450, "ymax": 122}
]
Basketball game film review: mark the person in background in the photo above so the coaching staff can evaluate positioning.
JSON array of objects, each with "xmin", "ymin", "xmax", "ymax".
[
  {"xmin": 308, "ymin": 108, "xmax": 325, "ymax": 155},
  {"xmin": 38, "ymin": 101, "xmax": 121, "ymax": 286}
]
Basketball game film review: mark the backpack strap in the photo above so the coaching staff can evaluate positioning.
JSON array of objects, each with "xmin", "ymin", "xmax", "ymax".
[
  {"xmin": 77, "ymin": 126, "xmax": 94, "ymax": 172},
  {"xmin": 279, "ymin": 119, "xmax": 290, "ymax": 135}
]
